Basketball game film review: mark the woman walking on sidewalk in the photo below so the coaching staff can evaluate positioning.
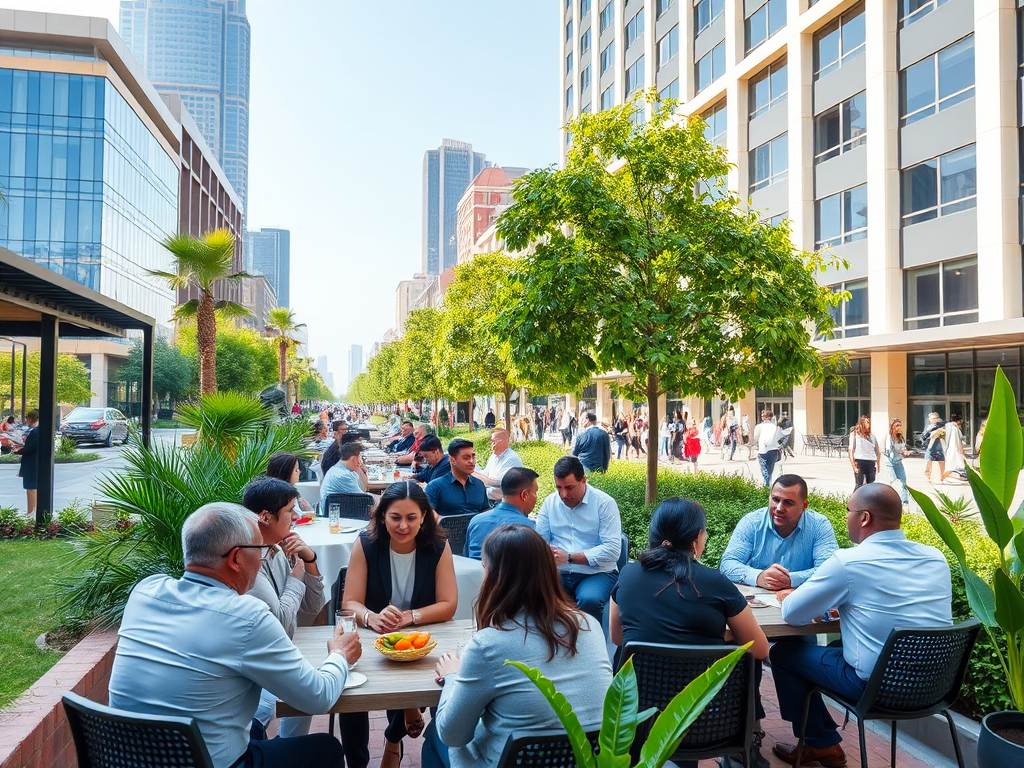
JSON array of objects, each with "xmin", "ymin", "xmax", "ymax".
[
  {"xmin": 848, "ymin": 416, "xmax": 881, "ymax": 488},
  {"xmin": 883, "ymin": 418, "xmax": 911, "ymax": 505},
  {"xmin": 682, "ymin": 418, "xmax": 702, "ymax": 475}
]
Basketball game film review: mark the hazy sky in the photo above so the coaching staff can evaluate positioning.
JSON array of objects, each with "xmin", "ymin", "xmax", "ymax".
[{"xmin": 13, "ymin": 0, "xmax": 559, "ymax": 390}]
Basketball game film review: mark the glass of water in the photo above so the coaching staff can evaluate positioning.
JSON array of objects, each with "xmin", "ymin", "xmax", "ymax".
[{"xmin": 337, "ymin": 610, "xmax": 358, "ymax": 668}]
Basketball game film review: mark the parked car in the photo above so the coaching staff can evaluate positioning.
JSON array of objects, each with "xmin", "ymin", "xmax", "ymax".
[{"xmin": 59, "ymin": 407, "xmax": 130, "ymax": 447}]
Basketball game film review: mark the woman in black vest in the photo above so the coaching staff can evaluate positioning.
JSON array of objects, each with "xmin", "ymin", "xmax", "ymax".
[{"xmin": 342, "ymin": 481, "xmax": 458, "ymax": 768}]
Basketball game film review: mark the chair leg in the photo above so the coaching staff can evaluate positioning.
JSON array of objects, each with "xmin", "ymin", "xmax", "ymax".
[
  {"xmin": 943, "ymin": 709, "xmax": 966, "ymax": 768},
  {"xmin": 858, "ymin": 720, "xmax": 869, "ymax": 768},
  {"xmin": 891, "ymin": 721, "xmax": 897, "ymax": 768},
  {"xmin": 328, "ymin": 713, "xmax": 335, "ymax": 738},
  {"xmin": 794, "ymin": 689, "xmax": 815, "ymax": 768}
]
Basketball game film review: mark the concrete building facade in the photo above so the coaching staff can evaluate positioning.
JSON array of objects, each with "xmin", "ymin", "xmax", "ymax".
[
  {"xmin": 422, "ymin": 138, "xmax": 489, "ymax": 275},
  {"xmin": 395, "ymin": 273, "xmax": 429, "ymax": 334},
  {"xmin": 455, "ymin": 166, "xmax": 529, "ymax": 265},
  {"xmin": 560, "ymin": 0, "xmax": 1024, "ymax": 448}
]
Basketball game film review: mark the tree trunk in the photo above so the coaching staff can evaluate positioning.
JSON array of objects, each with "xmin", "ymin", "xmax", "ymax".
[
  {"xmin": 503, "ymin": 383, "xmax": 512, "ymax": 435},
  {"xmin": 645, "ymin": 371, "xmax": 660, "ymax": 505},
  {"xmin": 278, "ymin": 340, "xmax": 287, "ymax": 383},
  {"xmin": 196, "ymin": 290, "xmax": 217, "ymax": 394}
]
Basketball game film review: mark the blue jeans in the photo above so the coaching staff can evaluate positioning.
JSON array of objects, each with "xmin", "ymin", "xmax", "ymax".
[
  {"xmin": 560, "ymin": 570, "xmax": 618, "ymax": 620},
  {"xmin": 660, "ymin": 435, "xmax": 669, "ymax": 456},
  {"xmin": 770, "ymin": 641, "xmax": 867, "ymax": 748},
  {"xmin": 421, "ymin": 720, "xmax": 452, "ymax": 768},
  {"xmin": 885, "ymin": 460, "xmax": 908, "ymax": 503},
  {"xmin": 240, "ymin": 732, "xmax": 342, "ymax": 768},
  {"xmin": 615, "ymin": 435, "xmax": 627, "ymax": 458},
  {"xmin": 758, "ymin": 450, "xmax": 779, "ymax": 486}
]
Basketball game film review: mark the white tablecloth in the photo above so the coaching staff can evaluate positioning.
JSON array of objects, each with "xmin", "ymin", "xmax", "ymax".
[{"xmin": 299, "ymin": 516, "xmax": 484, "ymax": 620}]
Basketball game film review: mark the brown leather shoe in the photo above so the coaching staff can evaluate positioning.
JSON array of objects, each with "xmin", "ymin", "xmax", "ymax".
[{"xmin": 772, "ymin": 741, "xmax": 847, "ymax": 767}]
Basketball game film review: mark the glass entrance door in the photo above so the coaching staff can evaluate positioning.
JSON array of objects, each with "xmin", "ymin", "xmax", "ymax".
[
  {"xmin": 757, "ymin": 398, "xmax": 793, "ymax": 422},
  {"xmin": 910, "ymin": 401, "xmax": 946, "ymax": 451},
  {"xmin": 949, "ymin": 400, "xmax": 972, "ymax": 453}
]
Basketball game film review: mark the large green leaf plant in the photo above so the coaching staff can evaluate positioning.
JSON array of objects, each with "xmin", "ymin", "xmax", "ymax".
[
  {"xmin": 910, "ymin": 367, "xmax": 1024, "ymax": 710},
  {"xmin": 506, "ymin": 644, "xmax": 747, "ymax": 768}
]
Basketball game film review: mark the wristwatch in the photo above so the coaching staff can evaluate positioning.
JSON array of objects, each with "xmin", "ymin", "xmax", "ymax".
[{"xmin": 411, "ymin": 609, "xmax": 422, "ymax": 625}]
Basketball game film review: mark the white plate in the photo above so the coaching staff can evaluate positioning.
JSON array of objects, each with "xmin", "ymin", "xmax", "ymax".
[{"xmin": 344, "ymin": 671, "xmax": 367, "ymax": 689}]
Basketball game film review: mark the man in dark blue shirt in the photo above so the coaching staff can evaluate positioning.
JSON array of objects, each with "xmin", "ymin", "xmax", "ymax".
[
  {"xmin": 413, "ymin": 435, "xmax": 450, "ymax": 483},
  {"xmin": 466, "ymin": 467, "xmax": 538, "ymax": 559},
  {"xmin": 425, "ymin": 438, "xmax": 489, "ymax": 517},
  {"xmin": 572, "ymin": 412, "xmax": 611, "ymax": 473},
  {"xmin": 384, "ymin": 421, "xmax": 415, "ymax": 454}
]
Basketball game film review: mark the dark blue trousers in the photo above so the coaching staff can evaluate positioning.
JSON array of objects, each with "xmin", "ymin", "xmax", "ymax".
[
  {"xmin": 560, "ymin": 570, "xmax": 618, "ymax": 621},
  {"xmin": 770, "ymin": 640, "xmax": 867, "ymax": 748},
  {"xmin": 242, "ymin": 732, "xmax": 343, "ymax": 768}
]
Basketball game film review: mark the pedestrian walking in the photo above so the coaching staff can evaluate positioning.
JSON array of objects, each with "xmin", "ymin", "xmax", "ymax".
[
  {"xmin": 921, "ymin": 412, "xmax": 946, "ymax": 484},
  {"xmin": 883, "ymin": 418, "xmax": 911, "ymax": 505},
  {"xmin": 659, "ymin": 415, "xmax": 670, "ymax": 459},
  {"xmin": 682, "ymin": 418, "xmax": 701, "ymax": 475},
  {"xmin": 753, "ymin": 410, "xmax": 782, "ymax": 486},
  {"xmin": 848, "ymin": 416, "xmax": 881, "ymax": 488}
]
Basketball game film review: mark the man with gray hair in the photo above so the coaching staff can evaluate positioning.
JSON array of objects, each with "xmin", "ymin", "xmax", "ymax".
[{"xmin": 108, "ymin": 502, "xmax": 360, "ymax": 768}]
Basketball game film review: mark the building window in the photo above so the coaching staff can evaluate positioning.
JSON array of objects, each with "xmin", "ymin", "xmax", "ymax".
[
  {"xmin": 824, "ymin": 358, "xmax": 871, "ymax": 435},
  {"xmin": 626, "ymin": 56, "xmax": 646, "ymax": 95},
  {"xmin": 581, "ymin": 0, "xmax": 591, "ymax": 16},
  {"xmin": 901, "ymin": 0, "xmax": 953, "ymax": 29},
  {"xmin": 566, "ymin": 19, "xmax": 573, "ymax": 42},
  {"xmin": 581, "ymin": 64, "xmax": 592, "ymax": 91},
  {"xmin": 703, "ymin": 100, "xmax": 727, "ymax": 147},
  {"xmin": 566, "ymin": 51, "xmax": 573, "ymax": 74},
  {"xmin": 749, "ymin": 133, "xmax": 788, "ymax": 193},
  {"xmin": 828, "ymin": 280, "xmax": 869, "ymax": 338},
  {"xmin": 814, "ymin": 91, "xmax": 867, "ymax": 163},
  {"xmin": 904, "ymin": 257, "xmax": 979, "ymax": 329},
  {"xmin": 770, "ymin": 212, "xmax": 788, "ymax": 227},
  {"xmin": 749, "ymin": 58, "xmax": 787, "ymax": 119},
  {"xmin": 581, "ymin": 101, "xmax": 592, "ymax": 113},
  {"xmin": 816, "ymin": 185, "xmax": 868, "ymax": 249},
  {"xmin": 656, "ymin": 0, "xmax": 675, "ymax": 18},
  {"xmin": 900, "ymin": 35, "xmax": 974, "ymax": 126},
  {"xmin": 601, "ymin": 41, "xmax": 615, "ymax": 73},
  {"xmin": 696, "ymin": 42, "xmax": 726, "ymax": 93},
  {"xmin": 566, "ymin": 85, "xmax": 574, "ymax": 112},
  {"xmin": 601, "ymin": 84, "xmax": 615, "ymax": 110},
  {"xmin": 694, "ymin": 0, "xmax": 725, "ymax": 36},
  {"xmin": 746, "ymin": 0, "xmax": 786, "ymax": 54},
  {"xmin": 581, "ymin": 29, "xmax": 591, "ymax": 54},
  {"xmin": 601, "ymin": 3, "xmax": 614, "ymax": 33},
  {"xmin": 658, "ymin": 26, "xmax": 679, "ymax": 70},
  {"xmin": 626, "ymin": 9, "xmax": 645, "ymax": 48},
  {"xmin": 814, "ymin": 4, "xmax": 865, "ymax": 79},
  {"xmin": 902, "ymin": 144, "xmax": 977, "ymax": 226},
  {"xmin": 660, "ymin": 79, "xmax": 679, "ymax": 102}
]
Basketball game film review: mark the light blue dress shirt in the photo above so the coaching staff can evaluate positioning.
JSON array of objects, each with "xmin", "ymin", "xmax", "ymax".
[
  {"xmin": 466, "ymin": 501, "xmax": 536, "ymax": 560},
  {"xmin": 108, "ymin": 573, "xmax": 348, "ymax": 768},
  {"xmin": 718, "ymin": 507, "xmax": 839, "ymax": 587},
  {"xmin": 536, "ymin": 484, "xmax": 621, "ymax": 574},
  {"xmin": 320, "ymin": 464, "xmax": 365, "ymax": 506},
  {"xmin": 782, "ymin": 529, "xmax": 952, "ymax": 680}
]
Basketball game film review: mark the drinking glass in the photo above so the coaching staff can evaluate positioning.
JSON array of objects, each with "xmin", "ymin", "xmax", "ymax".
[
  {"xmin": 329, "ymin": 504, "xmax": 340, "ymax": 533},
  {"xmin": 336, "ymin": 610, "xmax": 358, "ymax": 668}
]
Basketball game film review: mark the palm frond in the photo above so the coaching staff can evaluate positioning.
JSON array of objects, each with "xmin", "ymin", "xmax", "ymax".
[
  {"xmin": 172, "ymin": 299, "xmax": 201, "ymax": 320},
  {"xmin": 214, "ymin": 300, "xmax": 254, "ymax": 319}
]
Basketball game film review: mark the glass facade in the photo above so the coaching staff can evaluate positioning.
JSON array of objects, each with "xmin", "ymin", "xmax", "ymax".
[
  {"xmin": 0, "ymin": 68, "xmax": 177, "ymax": 321},
  {"xmin": 824, "ymin": 358, "xmax": 871, "ymax": 436},
  {"xmin": 422, "ymin": 140, "xmax": 488, "ymax": 274}
]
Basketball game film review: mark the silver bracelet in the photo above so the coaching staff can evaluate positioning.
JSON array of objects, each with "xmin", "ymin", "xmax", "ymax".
[{"xmin": 362, "ymin": 610, "xmax": 372, "ymax": 627}]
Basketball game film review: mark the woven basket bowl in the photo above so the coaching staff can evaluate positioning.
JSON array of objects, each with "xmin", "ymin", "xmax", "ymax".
[{"xmin": 373, "ymin": 636, "xmax": 438, "ymax": 662}]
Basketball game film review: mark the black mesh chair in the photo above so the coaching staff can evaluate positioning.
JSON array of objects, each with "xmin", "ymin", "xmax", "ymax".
[
  {"xmin": 620, "ymin": 643, "xmax": 756, "ymax": 767},
  {"xmin": 496, "ymin": 728, "xmax": 600, "ymax": 768},
  {"xmin": 62, "ymin": 692, "xmax": 215, "ymax": 768},
  {"xmin": 347, "ymin": 428, "xmax": 371, "ymax": 441},
  {"xmin": 322, "ymin": 492, "xmax": 375, "ymax": 520},
  {"xmin": 793, "ymin": 619, "xmax": 981, "ymax": 768},
  {"xmin": 439, "ymin": 512, "xmax": 478, "ymax": 557}
]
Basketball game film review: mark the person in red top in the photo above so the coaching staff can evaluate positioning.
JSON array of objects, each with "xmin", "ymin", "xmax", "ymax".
[
  {"xmin": 682, "ymin": 418, "xmax": 702, "ymax": 475},
  {"xmin": 291, "ymin": 402, "xmax": 301, "ymax": 415}
]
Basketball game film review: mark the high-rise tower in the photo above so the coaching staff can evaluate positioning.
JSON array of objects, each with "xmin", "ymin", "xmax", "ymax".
[{"xmin": 422, "ymin": 139, "xmax": 488, "ymax": 275}]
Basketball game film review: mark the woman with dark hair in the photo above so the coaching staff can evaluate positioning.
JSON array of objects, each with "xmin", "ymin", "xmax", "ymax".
[
  {"xmin": 265, "ymin": 452, "xmax": 313, "ymax": 512},
  {"xmin": 341, "ymin": 481, "xmax": 457, "ymax": 768},
  {"xmin": 422, "ymin": 525, "xmax": 612, "ymax": 768},
  {"xmin": 609, "ymin": 499, "xmax": 769, "ymax": 768},
  {"xmin": 847, "ymin": 416, "xmax": 881, "ymax": 488}
]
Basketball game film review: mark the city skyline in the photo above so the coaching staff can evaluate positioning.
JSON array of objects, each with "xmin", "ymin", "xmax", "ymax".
[{"xmin": 422, "ymin": 138, "xmax": 488, "ymax": 275}]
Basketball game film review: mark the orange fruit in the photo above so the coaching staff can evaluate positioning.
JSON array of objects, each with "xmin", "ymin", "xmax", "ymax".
[
  {"xmin": 411, "ymin": 633, "xmax": 430, "ymax": 649},
  {"xmin": 393, "ymin": 638, "xmax": 413, "ymax": 651}
]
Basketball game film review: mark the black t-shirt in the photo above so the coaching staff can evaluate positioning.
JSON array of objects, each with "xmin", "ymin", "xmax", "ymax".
[{"xmin": 612, "ymin": 560, "xmax": 748, "ymax": 647}]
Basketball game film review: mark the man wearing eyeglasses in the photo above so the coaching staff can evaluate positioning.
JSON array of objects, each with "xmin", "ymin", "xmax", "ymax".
[{"xmin": 108, "ymin": 502, "xmax": 360, "ymax": 768}]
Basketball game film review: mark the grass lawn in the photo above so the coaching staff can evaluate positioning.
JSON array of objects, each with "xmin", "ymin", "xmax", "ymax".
[{"xmin": 0, "ymin": 539, "xmax": 78, "ymax": 709}]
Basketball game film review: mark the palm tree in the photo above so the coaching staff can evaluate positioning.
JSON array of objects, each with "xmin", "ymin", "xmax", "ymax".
[
  {"xmin": 266, "ymin": 307, "xmax": 306, "ymax": 405},
  {"xmin": 148, "ymin": 230, "xmax": 252, "ymax": 394}
]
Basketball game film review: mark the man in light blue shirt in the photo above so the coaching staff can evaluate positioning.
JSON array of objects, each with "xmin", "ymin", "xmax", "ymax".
[
  {"xmin": 108, "ymin": 502, "xmax": 361, "ymax": 768},
  {"xmin": 536, "ymin": 456, "xmax": 621, "ymax": 619},
  {"xmin": 719, "ymin": 474, "xmax": 839, "ymax": 590},
  {"xmin": 320, "ymin": 442, "xmax": 370, "ymax": 507},
  {"xmin": 467, "ymin": 467, "xmax": 538, "ymax": 560},
  {"xmin": 770, "ymin": 484, "xmax": 952, "ymax": 767}
]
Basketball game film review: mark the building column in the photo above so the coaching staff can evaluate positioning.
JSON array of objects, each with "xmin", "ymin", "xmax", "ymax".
[
  {"xmin": 37, "ymin": 315, "xmax": 58, "ymax": 526},
  {"xmin": 89, "ymin": 353, "xmax": 107, "ymax": 408},
  {"xmin": 865, "ymin": 0, "xmax": 902, "ymax": 334},
  {"xmin": 787, "ymin": 18, "xmax": 813, "ymax": 250},
  {"xmin": 142, "ymin": 325, "xmax": 154, "ymax": 448},
  {"xmin": 596, "ymin": 381, "xmax": 614, "ymax": 424},
  {"xmin": 793, "ymin": 379, "xmax": 823, "ymax": 451},
  {"xmin": 975, "ymin": 0, "xmax": 1022, "ymax": 321},
  {"xmin": 870, "ymin": 351, "xmax": 908, "ymax": 432}
]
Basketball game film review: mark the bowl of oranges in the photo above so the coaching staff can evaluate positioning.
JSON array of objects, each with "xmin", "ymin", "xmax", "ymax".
[{"xmin": 373, "ymin": 631, "xmax": 436, "ymax": 662}]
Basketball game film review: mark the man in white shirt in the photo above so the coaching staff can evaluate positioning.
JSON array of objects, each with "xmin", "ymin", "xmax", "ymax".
[
  {"xmin": 472, "ymin": 429, "xmax": 524, "ymax": 501},
  {"xmin": 536, "ymin": 456, "xmax": 622, "ymax": 619},
  {"xmin": 770, "ymin": 483, "xmax": 952, "ymax": 767},
  {"xmin": 108, "ymin": 502, "xmax": 361, "ymax": 768},
  {"xmin": 752, "ymin": 410, "xmax": 783, "ymax": 486}
]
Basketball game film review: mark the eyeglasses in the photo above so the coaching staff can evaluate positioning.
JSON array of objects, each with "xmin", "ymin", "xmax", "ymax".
[{"xmin": 221, "ymin": 544, "xmax": 272, "ymax": 561}]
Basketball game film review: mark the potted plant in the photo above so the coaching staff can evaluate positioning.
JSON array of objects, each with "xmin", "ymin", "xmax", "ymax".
[
  {"xmin": 909, "ymin": 367, "xmax": 1024, "ymax": 766},
  {"xmin": 506, "ymin": 645, "xmax": 746, "ymax": 768}
]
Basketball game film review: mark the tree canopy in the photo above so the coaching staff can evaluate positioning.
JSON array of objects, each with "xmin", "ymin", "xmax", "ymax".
[
  {"xmin": 178, "ymin": 319, "xmax": 278, "ymax": 398},
  {"xmin": 118, "ymin": 335, "xmax": 194, "ymax": 408},
  {"xmin": 0, "ymin": 352, "xmax": 92, "ymax": 410}
]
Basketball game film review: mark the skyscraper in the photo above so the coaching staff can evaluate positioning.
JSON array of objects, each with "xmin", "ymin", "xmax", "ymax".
[
  {"xmin": 422, "ymin": 139, "xmax": 488, "ymax": 275},
  {"xmin": 245, "ymin": 228, "xmax": 290, "ymax": 307},
  {"xmin": 119, "ymin": 0, "xmax": 251, "ymax": 211},
  {"xmin": 348, "ymin": 345, "xmax": 364, "ymax": 390}
]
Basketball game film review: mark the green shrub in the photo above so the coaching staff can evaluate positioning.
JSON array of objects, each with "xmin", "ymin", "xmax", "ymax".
[
  {"xmin": 56, "ymin": 435, "xmax": 78, "ymax": 458},
  {"xmin": 0, "ymin": 505, "xmax": 27, "ymax": 538},
  {"xmin": 56, "ymin": 500, "xmax": 92, "ymax": 536}
]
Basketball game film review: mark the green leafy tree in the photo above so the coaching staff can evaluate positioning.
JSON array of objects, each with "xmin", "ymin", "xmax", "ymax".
[
  {"xmin": 148, "ymin": 230, "xmax": 252, "ymax": 394},
  {"xmin": 395, "ymin": 307, "xmax": 449, "ymax": 415},
  {"xmin": 0, "ymin": 352, "xmax": 92, "ymax": 409},
  {"xmin": 345, "ymin": 373, "xmax": 374, "ymax": 404},
  {"xmin": 118, "ymin": 336, "xmax": 194, "ymax": 414},
  {"xmin": 365, "ymin": 343, "xmax": 402, "ymax": 406},
  {"xmin": 177, "ymin": 320, "xmax": 278, "ymax": 398},
  {"xmin": 497, "ymin": 94, "xmax": 841, "ymax": 503}
]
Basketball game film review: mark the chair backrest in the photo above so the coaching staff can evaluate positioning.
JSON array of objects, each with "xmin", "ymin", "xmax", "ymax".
[
  {"xmin": 323, "ymin": 493, "xmax": 375, "ymax": 520},
  {"xmin": 330, "ymin": 566, "xmax": 349, "ymax": 617},
  {"xmin": 859, "ymin": 619, "xmax": 981, "ymax": 717},
  {"xmin": 621, "ymin": 643, "xmax": 755, "ymax": 760},
  {"xmin": 62, "ymin": 692, "xmax": 215, "ymax": 768},
  {"xmin": 496, "ymin": 728, "xmax": 600, "ymax": 768},
  {"xmin": 617, "ymin": 532, "xmax": 629, "ymax": 572},
  {"xmin": 347, "ymin": 428, "xmax": 371, "ymax": 440},
  {"xmin": 439, "ymin": 512, "xmax": 477, "ymax": 557}
]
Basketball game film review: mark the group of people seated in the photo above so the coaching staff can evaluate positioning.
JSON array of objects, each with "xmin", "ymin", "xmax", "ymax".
[{"xmin": 105, "ymin": 428, "xmax": 953, "ymax": 768}]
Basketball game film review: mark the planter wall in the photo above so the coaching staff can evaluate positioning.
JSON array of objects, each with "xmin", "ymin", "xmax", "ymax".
[{"xmin": 0, "ymin": 629, "xmax": 118, "ymax": 768}]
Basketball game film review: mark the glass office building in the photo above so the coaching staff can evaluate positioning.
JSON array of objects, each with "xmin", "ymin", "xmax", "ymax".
[
  {"xmin": 0, "ymin": 63, "xmax": 178, "ymax": 322},
  {"xmin": 422, "ymin": 139, "xmax": 489, "ymax": 275}
]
